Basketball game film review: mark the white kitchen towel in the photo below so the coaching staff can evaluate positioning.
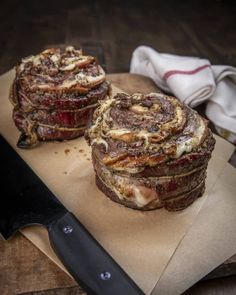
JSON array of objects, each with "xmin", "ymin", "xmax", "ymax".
[
  {"xmin": 206, "ymin": 66, "xmax": 236, "ymax": 136},
  {"xmin": 130, "ymin": 46, "xmax": 236, "ymax": 135}
]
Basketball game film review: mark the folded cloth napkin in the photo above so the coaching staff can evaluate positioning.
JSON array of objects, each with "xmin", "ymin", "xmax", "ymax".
[{"xmin": 130, "ymin": 46, "xmax": 236, "ymax": 142}]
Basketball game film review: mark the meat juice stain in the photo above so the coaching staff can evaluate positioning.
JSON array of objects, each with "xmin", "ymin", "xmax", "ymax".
[{"xmin": 64, "ymin": 149, "xmax": 70, "ymax": 155}]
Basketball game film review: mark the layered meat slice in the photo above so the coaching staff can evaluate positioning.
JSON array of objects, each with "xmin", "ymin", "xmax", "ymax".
[
  {"xmin": 10, "ymin": 46, "xmax": 110, "ymax": 148},
  {"xmin": 86, "ymin": 92, "xmax": 215, "ymax": 211}
]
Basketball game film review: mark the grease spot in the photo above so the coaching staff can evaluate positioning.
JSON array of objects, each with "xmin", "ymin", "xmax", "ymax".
[
  {"xmin": 79, "ymin": 149, "xmax": 84, "ymax": 153},
  {"xmin": 64, "ymin": 149, "xmax": 70, "ymax": 155}
]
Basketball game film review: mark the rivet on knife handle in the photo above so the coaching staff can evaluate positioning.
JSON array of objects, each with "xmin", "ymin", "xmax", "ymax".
[{"xmin": 48, "ymin": 212, "xmax": 145, "ymax": 295}]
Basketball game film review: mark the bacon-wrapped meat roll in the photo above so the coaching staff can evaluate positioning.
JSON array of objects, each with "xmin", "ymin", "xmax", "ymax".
[
  {"xmin": 86, "ymin": 92, "xmax": 215, "ymax": 211},
  {"xmin": 10, "ymin": 46, "xmax": 110, "ymax": 148}
]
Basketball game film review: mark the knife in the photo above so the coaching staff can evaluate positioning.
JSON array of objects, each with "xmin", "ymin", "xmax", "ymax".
[{"xmin": 0, "ymin": 135, "xmax": 144, "ymax": 295}]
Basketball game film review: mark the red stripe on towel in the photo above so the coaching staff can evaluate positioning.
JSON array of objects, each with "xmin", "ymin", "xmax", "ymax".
[{"xmin": 163, "ymin": 64, "xmax": 210, "ymax": 81}]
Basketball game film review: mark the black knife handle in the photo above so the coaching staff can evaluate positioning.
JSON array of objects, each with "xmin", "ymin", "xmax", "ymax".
[{"xmin": 48, "ymin": 212, "xmax": 144, "ymax": 295}]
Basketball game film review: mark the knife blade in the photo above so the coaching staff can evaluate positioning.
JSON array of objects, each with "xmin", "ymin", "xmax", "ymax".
[{"xmin": 0, "ymin": 135, "xmax": 144, "ymax": 295}]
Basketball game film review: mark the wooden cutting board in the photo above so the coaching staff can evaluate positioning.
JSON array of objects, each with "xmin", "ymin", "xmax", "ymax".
[{"xmin": 0, "ymin": 73, "xmax": 235, "ymax": 295}]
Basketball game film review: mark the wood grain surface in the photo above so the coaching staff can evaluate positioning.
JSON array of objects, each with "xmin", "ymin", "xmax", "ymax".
[
  {"xmin": 0, "ymin": 0, "xmax": 236, "ymax": 75},
  {"xmin": 0, "ymin": 73, "xmax": 236, "ymax": 295}
]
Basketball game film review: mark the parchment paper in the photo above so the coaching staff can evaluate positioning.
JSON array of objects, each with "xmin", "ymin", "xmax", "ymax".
[
  {"xmin": 152, "ymin": 162, "xmax": 236, "ymax": 295},
  {"xmin": 0, "ymin": 70, "xmax": 235, "ymax": 294}
]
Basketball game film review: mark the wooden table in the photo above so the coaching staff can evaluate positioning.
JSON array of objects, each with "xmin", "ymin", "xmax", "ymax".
[{"xmin": 1, "ymin": 74, "xmax": 236, "ymax": 295}]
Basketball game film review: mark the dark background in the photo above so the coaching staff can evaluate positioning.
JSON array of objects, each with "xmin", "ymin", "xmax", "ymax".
[{"xmin": 0, "ymin": 0, "xmax": 236, "ymax": 74}]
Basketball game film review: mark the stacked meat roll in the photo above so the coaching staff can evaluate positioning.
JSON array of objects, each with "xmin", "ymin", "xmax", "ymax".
[
  {"xmin": 86, "ymin": 92, "xmax": 215, "ymax": 211},
  {"xmin": 10, "ymin": 46, "xmax": 109, "ymax": 148}
]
